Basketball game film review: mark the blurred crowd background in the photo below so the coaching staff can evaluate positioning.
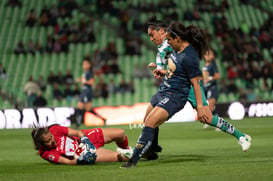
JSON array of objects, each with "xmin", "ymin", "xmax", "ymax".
[{"xmin": 0, "ymin": 0, "xmax": 272, "ymax": 109}]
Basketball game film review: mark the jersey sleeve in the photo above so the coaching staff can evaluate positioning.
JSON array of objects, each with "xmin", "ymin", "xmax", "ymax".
[
  {"xmin": 183, "ymin": 55, "xmax": 202, "ymax": 79},
  {"xmin": 213, "ymin": 62, "xmax": 219, "ymax": 73},
  {"xmin": 86, "ymin": 71, "xmax": 94, "ymax": 80},
  {"xmin": 40, "ymin": 149, "xmax": 61, "ymax": 164},
  {"xmin": 202, "ymin": 66, "xmax": 208, "ymax": 71},
  {"xmin": 156, "ymin": 47, "xmax": 173, "ymax": 70},
  {"xmin": 156, "ymin": 52, "xmax": 165, "ymax": 69}
]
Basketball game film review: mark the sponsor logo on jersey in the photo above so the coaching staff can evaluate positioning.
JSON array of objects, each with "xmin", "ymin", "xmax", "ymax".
[
  {"xmin": 49, "ymin": 154, "xmax": 55, "ymax": 161},
  {"xmin": 60, "ymin": 136, "xmax": 65, "ymax": 152}
]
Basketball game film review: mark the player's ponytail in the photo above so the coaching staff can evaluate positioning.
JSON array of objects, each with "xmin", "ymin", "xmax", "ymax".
[
  {"xmin": 168, "ymin": 22, "xmax": 209, "ymax": 59},
  {"xmin": 147, "ymin": 16, "xmax": 167, "ymax": 30},
  {"xmin": 185, "ymin": 25, "xmax": 209, "ymax": 59}
]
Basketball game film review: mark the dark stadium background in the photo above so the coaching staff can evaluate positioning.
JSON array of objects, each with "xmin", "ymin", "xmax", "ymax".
[{"xmin": 0, "ymin": 0, "xmax": 272, "ymax": 116}]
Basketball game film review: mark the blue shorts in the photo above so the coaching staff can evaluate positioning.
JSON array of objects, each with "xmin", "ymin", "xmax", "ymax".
[
  {"xmin": 150, "ymin": 92, "xmax": 162, "ymax": 107},
  {"xmin": 79, "ymin": 89, "xmax": 93, "ymax": 103},
  {"xmin": 204, "ymin": 85, "xmax": 218, "ymax": 100},
  {"xmin": 150, "ymin": 91, "xmax": 188, "ymax": 119}
]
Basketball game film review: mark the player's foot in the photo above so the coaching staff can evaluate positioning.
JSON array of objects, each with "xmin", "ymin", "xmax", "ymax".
[
  {"xmin": 203, "ymin": 123, "xmax": 209, "ymax": 129},
  {"xmin": 215, "ymin": 128, "xmax": 221, "ymax": 132},
  {"xmin": 238, "ymin": 134, "xmax": 252, "ymax": 152},
  {"xmin": 145, "ymin": 152, "xmax": 158, "ymax": 160},
  {"xmin": 142, "ymin": 149, "xmax": 158, "ymax": 160},
  {"xmin": 116, "ymin": 147, "xmax": 134, "ymax": 159},
  {"xmin": 154, "ymin": 145, "xmax": 162, "ymax": 153},
  {"xmin": 120, "ymin": 160, "xmax": 137, "ymax": 168}
]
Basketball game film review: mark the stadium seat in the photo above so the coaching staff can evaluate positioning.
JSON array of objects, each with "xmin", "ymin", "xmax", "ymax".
[{"xmin": 1, "ymin": 0, "xmax": 272, "ymax": 109}]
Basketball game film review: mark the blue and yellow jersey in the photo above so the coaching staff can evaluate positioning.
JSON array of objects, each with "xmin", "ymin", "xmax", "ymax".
[
  {"xmin": 160, "ymin": 45, "xmax": 202, "ymax": 94},
  {"xmin": 202, "ymin": 61, "xmax": 219, "ymax": 88},
  {"xmin": 81, "ymin": 70, "xmax": 93, "ymax": 90}
]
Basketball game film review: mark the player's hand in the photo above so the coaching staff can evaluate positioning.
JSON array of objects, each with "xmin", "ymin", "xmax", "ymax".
[
  {"xmin": 148, "ymin": 62, "xmax": 156, "ymax": 71},
  {"xmin": 153, "ymin": 69, "xmax": 166, "ymax": 79},
  {"xmin": 77, "ymin": 151, "xmax": 97, "ymax": 165},
  {"xmin": 80, "ymin": 135, "xmax": 96, "ymax": 152},
  {"xmin": 76, "ymin": 78, "xmax": 81, "ymax": 83},
  {"xmin": 84, "ymin": 151, "xmax": 97, "ymax": 164},
  {"xmin": 197, "ymin": 106, "xmax": 209, "ymax": 123}
]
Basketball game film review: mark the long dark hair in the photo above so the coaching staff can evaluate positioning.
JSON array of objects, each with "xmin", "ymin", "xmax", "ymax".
[
  {"xmin": 31, "ymin": 126, "xmax": 49, "ymax": 150},
  {"xmin": 147, "ymin": 16, "xmax": 168, "ymax": 31},
  {"xmin": 168, "ymin": 22, "xmax": 209, "ymax": 59}
]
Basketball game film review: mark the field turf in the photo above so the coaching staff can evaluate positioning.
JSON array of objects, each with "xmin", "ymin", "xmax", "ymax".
[{"xmin": 0, "ymin": 117, "xmax": 273, "ymax": 181}]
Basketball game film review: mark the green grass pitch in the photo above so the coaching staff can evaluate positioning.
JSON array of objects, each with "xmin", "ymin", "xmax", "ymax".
[{"xmin": 0, "ymin": 117, "xmax": 273, "ymax": 181}]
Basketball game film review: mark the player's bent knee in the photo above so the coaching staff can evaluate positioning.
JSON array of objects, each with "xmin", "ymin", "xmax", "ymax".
[
  {"xmin": 144, "ymin": 120, "xmax": 157, "ymax": 128},
  {"xmin": 118, "ymin": 129, "xmax": 125, "ymax": 137}
]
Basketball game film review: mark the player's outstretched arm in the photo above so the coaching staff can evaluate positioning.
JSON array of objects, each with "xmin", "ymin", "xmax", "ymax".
[
  {"xmin": 190, "ymin": 76, "xmax": 209, "ymax": 123},
  {"xmin": 58, "ymin": 154, "xmax": 96, "ymax": 165},
  {"xmin": 58, "ymin": 156, "xmax": 78, "ymax": 165},
  {"xmin": 67, "ymin": 127, "xmax": 85, "ymax": 138}
]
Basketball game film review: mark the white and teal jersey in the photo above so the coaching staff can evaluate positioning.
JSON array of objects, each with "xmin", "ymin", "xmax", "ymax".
[{"xmin": 156, "ymin": 39, "xmax": 173, "ymax": 69}]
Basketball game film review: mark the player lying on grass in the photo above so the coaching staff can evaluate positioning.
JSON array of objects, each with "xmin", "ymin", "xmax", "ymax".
[{"xmin": 31, "ymin": 124, "xmax": 133, "ymax": 165}]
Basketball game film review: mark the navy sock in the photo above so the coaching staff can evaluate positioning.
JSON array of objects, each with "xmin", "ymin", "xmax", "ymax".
[
  {"xmin": 76, "ymin": 109, "xmax": 84, "ymax": 127},
  {"xmin": 130, "ymin": 126, "xmax": 155, "ymax": 163},
  {"xmin": 151, "ymin": 127, "xmax": 159, "ymax": 150}
]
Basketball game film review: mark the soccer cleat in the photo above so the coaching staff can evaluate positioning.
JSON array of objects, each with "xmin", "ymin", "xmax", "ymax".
[
  {"xmin": 142, "ymin": 152, "xmax": 158, "ymax": 160},
  {"xmin": 142, "ymin": 147, "xmax": 159, "ymax": 160},
  {"xmin": 116, "ymin": 147, "xmax": 134, "ymax": 159},
  {"xmin": 154, "ymin": 145, "xmax": 163, "ymax": 153},
  {"xmin": 141, "ymin": 144, "xmax": 162, "ymax": 160},
  {"xmin": 215, "ymin": 128, "xmax": 221, "ymax": 132},
  {"xmin": 238, "ymin": 134, "xmax": 252, "ymax": 152},
  {"xmin": 120, "ymin": 160, "xmax": 137, "ymax": 168},
  {"xmin": 203, "ymin": 123, "xmax": 210, "ymax": 129}
]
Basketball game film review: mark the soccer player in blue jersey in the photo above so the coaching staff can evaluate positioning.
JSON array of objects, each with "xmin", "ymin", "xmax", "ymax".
[
  {"xmin": 202, "ymin": 49, "xmax": 220, "ymax": 129},
  {"xmin": 202, "ymin": 49, "xmax": 220, "ymax": 114},
  {"xmin": 75, "ymin": 58, "xmax": 94, "ymax": 128},
  {"xmin": 121, "ymin": 22, "xmax": 251, "ymax": 168}
]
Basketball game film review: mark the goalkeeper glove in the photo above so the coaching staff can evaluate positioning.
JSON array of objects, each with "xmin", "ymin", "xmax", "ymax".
[
  {"xmin": 85, "ymin": 151, "xmax": 97, "ymax": 164},
  {"xmin": 77, "ymin": 151, "xmax": 97, "ymax": 165},
  {"xmin": 80, "ymin": 135, "xmax": 96, "ymax": 152}
]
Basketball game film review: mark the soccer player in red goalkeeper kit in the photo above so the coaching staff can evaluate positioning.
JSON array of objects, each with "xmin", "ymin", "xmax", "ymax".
[{"xmin": 31, "ymin": 124, "xmax": 133, "ymax": 165}]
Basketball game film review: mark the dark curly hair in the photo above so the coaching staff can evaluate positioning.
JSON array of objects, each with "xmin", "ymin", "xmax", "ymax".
[
  {"xmin": 147, "ymin": 16, "xmax": 168, "ymax": 30},
  {"xmin": 168, "ymin": 22, "xmax": 209, "ymax": 59}
]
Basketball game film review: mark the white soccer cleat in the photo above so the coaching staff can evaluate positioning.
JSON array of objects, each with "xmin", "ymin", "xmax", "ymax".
[
  {"xmin": 215, "ymin": 128, "xmax": 221, "ymax": 132},
  {"xmin": 203, "ymin": 123, "xmax": 209, "ymax": 129},
  {"xmin": 238, "ymin": 134, "xmax": 252, "ymax": 152},
  {"xmin": 116, "ymin": 147, "xmax": 134, "ymax": 159}
]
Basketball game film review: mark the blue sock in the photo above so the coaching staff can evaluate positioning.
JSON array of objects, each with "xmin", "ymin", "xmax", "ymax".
[
  {"xmin": 76, "ymin": 109, "xmax": 84, "ymax": 127},
  {"xmin": 151, "ymin": 127, "xmax": 159, "ymax": 150},
  {"xmin": 130, "ymin": 126, "xmax": 155, "ymax": 163}
]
